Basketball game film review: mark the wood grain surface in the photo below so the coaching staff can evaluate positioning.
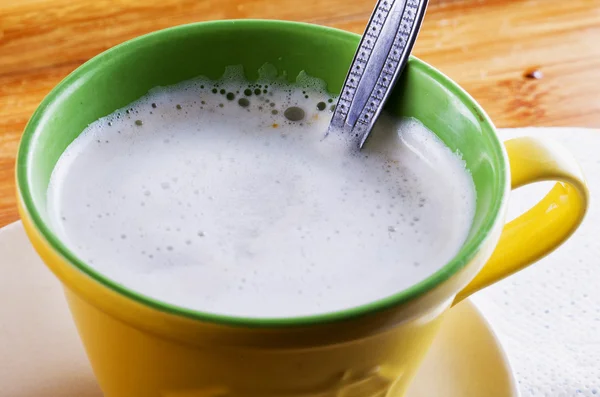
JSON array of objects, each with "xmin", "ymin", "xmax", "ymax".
[{"xmin": 1, "ymin": 0, "xmax": 600, "ymax": 227}]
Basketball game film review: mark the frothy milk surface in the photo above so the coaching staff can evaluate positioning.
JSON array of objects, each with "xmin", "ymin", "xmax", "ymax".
[{"xmin": 47, "ymin": 75, "xmax": 476, "ymax": 318}]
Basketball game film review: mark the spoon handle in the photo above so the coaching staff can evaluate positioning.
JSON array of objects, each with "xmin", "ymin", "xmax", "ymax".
[{"xmin": 328, "ymin": 0, "xmax": 429, "ymax": 148}]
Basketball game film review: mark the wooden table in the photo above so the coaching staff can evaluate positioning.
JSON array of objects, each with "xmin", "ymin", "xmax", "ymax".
[{"xmin": 1, "ymin": 0, "xmax": 599, "ymax": 227}]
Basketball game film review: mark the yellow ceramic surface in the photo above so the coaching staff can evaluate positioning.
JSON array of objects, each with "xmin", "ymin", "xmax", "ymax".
[
  {"xmin": 455, "ymin": 137, "xmax": 589, "ymax": 303},
  {"xmin": 15, "ymin": 21, "xmax": 588, "ymax": 397},
  {"xmin": 19, "ymin": 134, "xmax": 587, "ymax": 396}
]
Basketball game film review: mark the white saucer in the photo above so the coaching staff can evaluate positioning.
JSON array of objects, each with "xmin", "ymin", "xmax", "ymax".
[{"xmin": 0, "ymin": 221, "xmax": 519, "ymax": 397}]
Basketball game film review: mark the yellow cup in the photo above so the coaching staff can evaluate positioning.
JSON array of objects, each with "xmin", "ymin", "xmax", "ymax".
[{"xmin": 16, "ymin": 21, "xmax": 588, "ymax": 397}]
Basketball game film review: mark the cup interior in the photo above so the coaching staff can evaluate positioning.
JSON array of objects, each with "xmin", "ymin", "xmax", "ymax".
[{"xmin": 17, "ymin": 20, "xmax": 507, "ymax": 323}]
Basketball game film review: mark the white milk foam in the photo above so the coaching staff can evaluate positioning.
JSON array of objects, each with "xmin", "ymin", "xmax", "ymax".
[{"xmin": 47, "ymin": 74, "xmax": 476, "ymax": 318}]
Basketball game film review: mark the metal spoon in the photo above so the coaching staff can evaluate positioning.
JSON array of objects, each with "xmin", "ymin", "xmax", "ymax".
[{"xmin": 327, "ymin": 0, "xmax": 429, "ymax": 148}]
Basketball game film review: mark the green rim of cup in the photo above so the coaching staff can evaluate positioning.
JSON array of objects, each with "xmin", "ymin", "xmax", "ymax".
[{"xmin": 16, "ymin": 20, "xmax": 508, "ymax": 328}]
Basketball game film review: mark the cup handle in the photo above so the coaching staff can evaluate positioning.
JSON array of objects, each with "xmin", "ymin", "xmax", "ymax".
[{"xmin": 453, "ymin": 136, "xmax": 589, "ymax": 304}]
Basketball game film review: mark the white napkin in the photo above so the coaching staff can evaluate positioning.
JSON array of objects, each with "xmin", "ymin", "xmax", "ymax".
[{"xmin": 473, "ymin": 128, "xmax": 600, "ymax": 397}]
